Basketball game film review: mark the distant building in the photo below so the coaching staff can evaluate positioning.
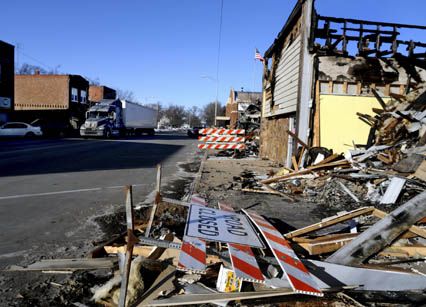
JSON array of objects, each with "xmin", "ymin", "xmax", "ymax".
[
  {"xmin": 0, "ymin": 40, "xmax": 15, "ymax": 123},
  {"xmin": 89, "ymin": 85, "xmax": 116, "ymax": 104},
  {"xmin": 15, "ymin": 74, "xmax": 89, "ymax": 110},
  {"xmin": 14, "ymin": 74, "xmax": 89, "ymax": 134},
  {"xmin": 225, "ymin": 88, "xmax": 261, "ymax": 128}
]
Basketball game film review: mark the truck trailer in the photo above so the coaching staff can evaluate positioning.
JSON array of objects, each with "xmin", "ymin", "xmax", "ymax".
[{"xmin": 80, "ymin": 99, "xmax": 158, "ymax": 137}]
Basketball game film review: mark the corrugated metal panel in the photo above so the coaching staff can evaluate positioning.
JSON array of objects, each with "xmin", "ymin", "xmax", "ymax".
[{"xmin": 273, "ymin": 35, "xmax": 301, "ymax": 115}]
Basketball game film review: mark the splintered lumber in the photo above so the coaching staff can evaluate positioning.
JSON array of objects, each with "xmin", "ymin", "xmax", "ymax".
[
  {"xmin": 326, "ymin": 191, "xmax": 426, "ymax": 266},
  {"xmin": 261, "ymin": 160, "xmax": 350, "ymax": 184},
  {"xmin": 285, "ymin": 207, "xmax": 375, "ymax": 239}
]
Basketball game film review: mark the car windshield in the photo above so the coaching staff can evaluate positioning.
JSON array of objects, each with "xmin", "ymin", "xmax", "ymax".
[{"xmin": 87, "ymin": 111, "xmax": 108, "ymax": 119}]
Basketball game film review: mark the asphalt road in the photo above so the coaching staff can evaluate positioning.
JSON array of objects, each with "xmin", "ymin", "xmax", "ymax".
[{"xmin": 0, "ymin": 133, "xmax": 197, "ymax": 268}]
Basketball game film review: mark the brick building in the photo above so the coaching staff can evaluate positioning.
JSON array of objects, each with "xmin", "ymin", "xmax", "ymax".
[
  {"xmin": 88, "ymin": 85, "xmax": 116, "ymax": 104},
  {"xmin": 14, "ymin": 74, "xmax": 89, "ymax": 134},
  {"xmin": 0, "ymin": 40, "xmax": 14, "ymax": 123},
  {"xmin": 225, "ymin": 88, "xmax": 261, "ymax": 128}
]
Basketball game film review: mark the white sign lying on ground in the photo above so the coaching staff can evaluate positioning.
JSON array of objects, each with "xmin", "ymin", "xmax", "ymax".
[{"xmin": 186, "ymin": 204, "xmax": 264, "ymax": 248}]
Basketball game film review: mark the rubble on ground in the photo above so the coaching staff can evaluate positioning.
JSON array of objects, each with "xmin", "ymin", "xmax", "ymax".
[{"xmin": 5, "ymin": 86, "xmax": 426, "ymax": 306}]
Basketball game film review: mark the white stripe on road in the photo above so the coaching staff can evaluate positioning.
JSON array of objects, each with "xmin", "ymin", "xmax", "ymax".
[
  {"xmin": 0, "ymin": 141, "xmax": 94, "ymax": 156},
  {"xmin": 0, "ymin": 183, "xmax": 151, "ymax": 200}
]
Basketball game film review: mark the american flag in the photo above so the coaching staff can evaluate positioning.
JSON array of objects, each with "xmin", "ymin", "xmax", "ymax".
[{"xmin": 255, "ymin": 48, "xmax": 264, "ymax": 62}]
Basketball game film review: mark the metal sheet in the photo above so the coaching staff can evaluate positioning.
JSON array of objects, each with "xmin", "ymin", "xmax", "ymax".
[{"xmin": 186, "ymin": 205, "xmax": 264, "ymax": 248}]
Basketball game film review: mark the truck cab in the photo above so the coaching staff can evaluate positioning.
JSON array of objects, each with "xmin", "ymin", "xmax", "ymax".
[{"xmin": 80, "ymin": 99, "xmax": 123, "ymax": 137}]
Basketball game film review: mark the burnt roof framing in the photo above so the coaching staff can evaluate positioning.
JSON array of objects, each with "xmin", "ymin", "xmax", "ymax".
[{"xmin": 313, "ymin": 15, "xmax": 426, "ymax": 66}]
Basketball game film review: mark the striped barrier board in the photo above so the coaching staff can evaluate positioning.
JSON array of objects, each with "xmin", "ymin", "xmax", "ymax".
[
  {"xmin": 198, "ymin": 143, "xmax": 245, "ymax": 150},
  {"xmin": 242, "ymin": 209, "xmax": 323, "ymax": 297},
  {"xmin": 218, "ymin": 202, "xmax": 265, "ymax": 283},
  {"xmin": 177, "ymin": 194, "xmax": 207, "ymax": 274},
  {"xmin": 199, "ymin": 128, "xmax": 245, "ymax": 135},
  {"xmin": 198, "ymin": 136, "xmax": 245, "ymax": 143}
]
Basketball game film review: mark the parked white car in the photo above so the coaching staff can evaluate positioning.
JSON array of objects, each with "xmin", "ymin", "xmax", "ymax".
[{"xmin": 0, "ymin": 122, "xmax": 43, "ymax": 138}]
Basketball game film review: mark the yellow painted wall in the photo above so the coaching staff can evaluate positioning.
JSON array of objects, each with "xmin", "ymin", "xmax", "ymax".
[{"xmin": 319, "ymin": 95, "xmax": 389, "ymax": 154}]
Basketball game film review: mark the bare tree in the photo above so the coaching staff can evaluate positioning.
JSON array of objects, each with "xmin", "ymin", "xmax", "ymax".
[
  {"xmin": 164, "ymin": 104, "xmax": 187, "ymax": 127},
  {"xmin": 116, "ymin": 89, "xmax": 136, "ymax": 101},
  {"xmin": 16, "ymin": 63, "xmax": 47, "ymax": 75},
  {"xmin": 203, "ymin": 101, "xmax": 224, "ymax": 126},
  {"xmin": 187, "ymin": 106, "xmax": 202, "ymax": 127}
]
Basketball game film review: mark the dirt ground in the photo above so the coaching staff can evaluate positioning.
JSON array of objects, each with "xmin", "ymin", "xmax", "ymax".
[{"xmin": 196, "ymin": 157, "xmax": 336, "ymax": 231}]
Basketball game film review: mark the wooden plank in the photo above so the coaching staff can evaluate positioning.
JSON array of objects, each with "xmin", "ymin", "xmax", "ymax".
[
  {"xmin": 285, "ymin": 207, "xmax": 375, "ymax": 239},
  {"xmin": 337, "ymin": 181, "xmax": 360, "ymax": 203},
  {"xmin": 241, "ymin": 188, "xmax": 282, "ymax": 195},
  {"xmin": 413, "ymin": 160, "xmax": 426, "ymax": 182},
  {"xmin": 371, "ymin": 88, "xmax": 388, "ymax": 110},
  {"xmin": 380, "ymin": 177, "xmax": 406, "ymax": 204},
  {"xmin": 297, "ymin": 146, "xmax": 306, "ymax": 168},
  {"xmin": 298, "ymin": 234, "xmax": 358, "ymax": 255},
  {"xmin": 379, "ymin": 246, "xmax": 426, "ymax": 258},
  {"xmin": 146, "ymin": 164, "xmax": 162, "ymax": 237},
  {"xmin": 6, "ymin": 258, "xmax": 118, "ymax": 271},
  {"xmin": 261, "ymin": 160, "xmax": 349, "ymax": 184},
  {"xmin": 313, "ymin": 80, "xmax": 321, "ymax": 147},
  {"xmin": 287, "ymin": 130, "xmax": 310, "ymax": 149},
  {"xmin": 119, "ymin": 185, "xmax": 136, "ymax": 307},
  {"xmin": 308, "ymin": 154, "xmax": 341, "ymax": 168},
  {"xmin": 292, "ymin": 156, "xmax": 299, "ymax": 171}
]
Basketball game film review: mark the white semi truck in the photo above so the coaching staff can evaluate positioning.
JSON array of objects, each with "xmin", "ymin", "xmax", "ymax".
[{"xmin": 80, "ymin": 99, "xmax": 158, "ymax": 137}]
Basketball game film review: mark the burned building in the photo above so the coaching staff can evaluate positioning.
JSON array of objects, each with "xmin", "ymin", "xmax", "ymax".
[
  {"xmin": 14, "ymin": 74, "xmax": 89, "ymax": 135},
  {"xmin": 225, "ymin": 88, "xmax": 262, "ymax": 129},
  {"xmin": 0, "ymin": 40, "xmax": 14, "ymax": 124},
  {"xmin": 260, "ymin": 0, "xmax": 426, "ymax": 164},
  {"xmin": 88, "ymin": 85, "xmax": 116, "ymax": 104}
]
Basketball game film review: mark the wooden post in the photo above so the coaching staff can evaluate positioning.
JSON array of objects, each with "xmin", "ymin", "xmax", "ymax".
[
  {"xmin": 312, "ymin": 80, "xmax": 321, "ymax": 147},
  {"xmin": 326, "ymin": 191, "xmax": 426, "ymax": 266},
  {"xmin": 119, "ymin": 185, "xmax": 135, "ymax": 307},
  {"xmin": 145, "ymin": 164, "xmax": 162, "ymax": 238}
]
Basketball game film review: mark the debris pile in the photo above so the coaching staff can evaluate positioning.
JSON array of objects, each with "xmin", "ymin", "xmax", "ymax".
[{"xmin": 256, "ymin": 84, "xmax": 426, "ymax": 213}]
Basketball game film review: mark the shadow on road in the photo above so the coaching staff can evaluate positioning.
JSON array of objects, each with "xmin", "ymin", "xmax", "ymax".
[{"xmin": 0, "ymin": 134, "xmax": 192, "ymax": 177}]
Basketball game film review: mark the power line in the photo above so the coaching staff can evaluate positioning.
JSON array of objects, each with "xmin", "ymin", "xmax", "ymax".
[{"xmin": 214, "ymin": 0, "xmax": 224, "ymax": 126}]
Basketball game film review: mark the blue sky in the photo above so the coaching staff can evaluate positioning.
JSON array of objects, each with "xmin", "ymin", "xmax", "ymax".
[{"xmin": 2, "ymin": 0, "xmax": 426, "ymax": 107}]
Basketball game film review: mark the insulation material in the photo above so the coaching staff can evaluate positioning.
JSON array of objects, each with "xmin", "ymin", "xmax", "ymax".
[{"xmin": 319, "ymin": 94, "xmax": 390, "ymax": 153}]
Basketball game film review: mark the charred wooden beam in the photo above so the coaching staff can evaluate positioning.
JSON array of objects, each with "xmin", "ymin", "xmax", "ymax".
[
  {"xmin": 326, "ymin": 191, "xmax": 426, "ymax": 266},
  {"xmin": 318, "ymin": 15, "xmax": 426, "ymax": 31}
]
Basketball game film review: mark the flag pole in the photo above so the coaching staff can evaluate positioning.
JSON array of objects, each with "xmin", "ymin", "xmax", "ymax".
[{"xmin": 253, "ymin": 48, "xmax": 256, "ymax": 91}]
